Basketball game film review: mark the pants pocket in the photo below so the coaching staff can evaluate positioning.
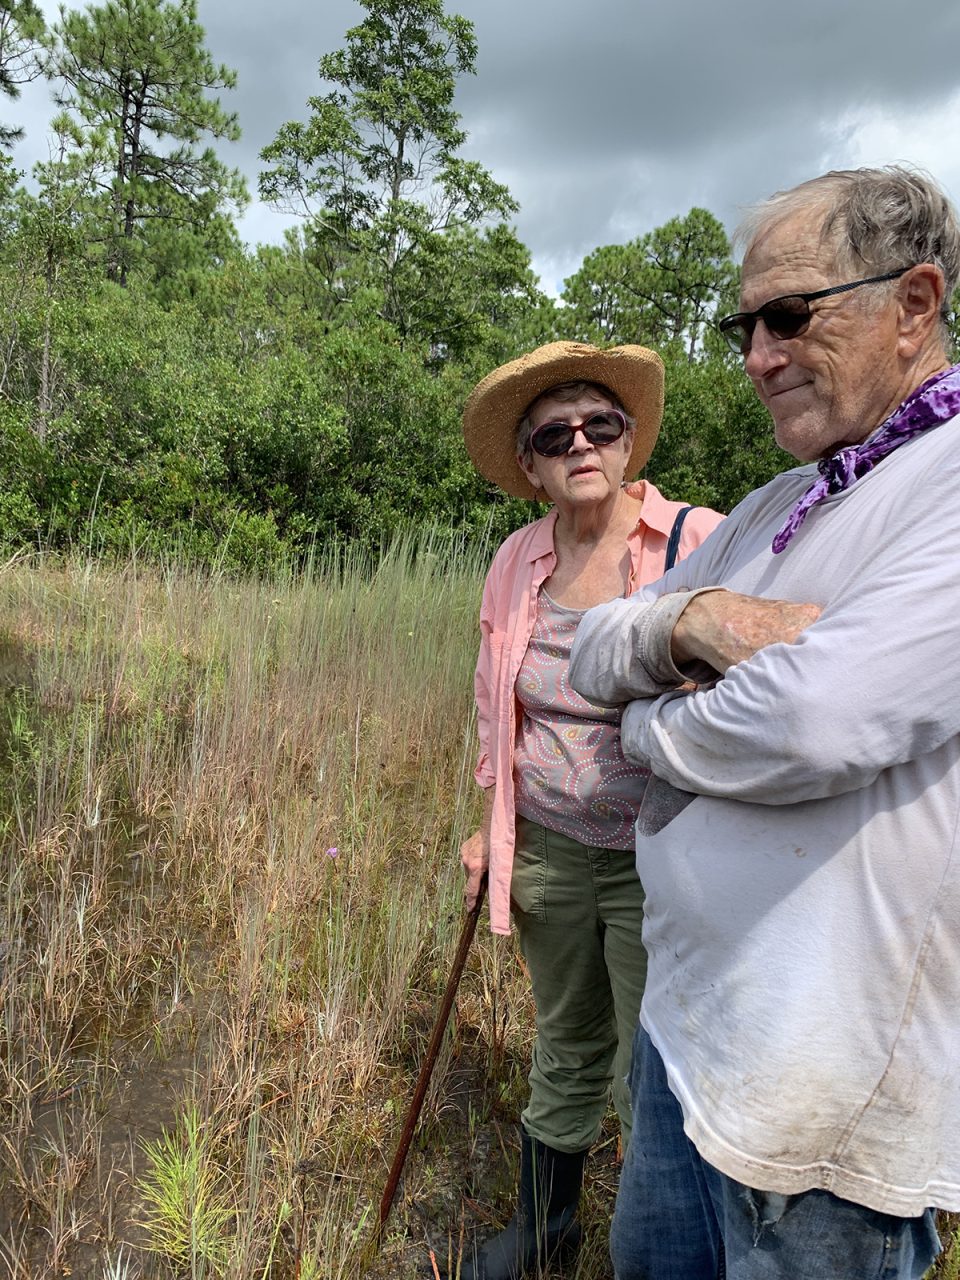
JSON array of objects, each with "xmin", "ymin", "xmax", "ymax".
[{"xmin": 510, "ymin": 815, "xmax": 548, "ymax": 923}]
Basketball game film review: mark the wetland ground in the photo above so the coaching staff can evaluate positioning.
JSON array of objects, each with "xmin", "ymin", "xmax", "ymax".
[{"xmin": 0, "ymin": 543, "xmax": 956, "ymax": 1278}]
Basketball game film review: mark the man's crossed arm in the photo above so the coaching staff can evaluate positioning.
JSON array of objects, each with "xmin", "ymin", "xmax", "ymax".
[{"xmin": 672, "ymin": 591, "xmax": 822, "ymax": 675}]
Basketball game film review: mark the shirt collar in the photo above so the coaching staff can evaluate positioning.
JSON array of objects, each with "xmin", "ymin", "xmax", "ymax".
[
  {"xmin": 625, "ymin": 478, "xmax": 676, "ymax": 537},
  {"xmin": 526, "ymin": 506, "xmax": 560, "ymax": 561},
  {"xmin": 524, "ymin": 478, "xmax": 671, "ymax": 563}
]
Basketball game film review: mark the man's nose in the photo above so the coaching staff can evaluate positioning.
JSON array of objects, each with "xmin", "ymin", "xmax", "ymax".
[{"xmin": 744, "ymin": 318, "xmax": 791, "ymax": 379}]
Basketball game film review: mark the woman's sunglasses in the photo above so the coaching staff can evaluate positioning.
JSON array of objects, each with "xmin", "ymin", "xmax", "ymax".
[
  {"xmin": 530, "ymin": 409, "xmax": 628, "ymax": 458},
  {"xmin": 717, "ymin": 267, "xmax": 910, "ymax": 355}
]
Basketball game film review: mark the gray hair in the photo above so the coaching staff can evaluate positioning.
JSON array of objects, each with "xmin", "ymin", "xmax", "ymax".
[
  {"xmin": 734, "ymin": 166, "xmax": 960, "ymax": 336},
  {"xmin": 516, "ymin": 380, "xmax": 635, "ymax": 461}
]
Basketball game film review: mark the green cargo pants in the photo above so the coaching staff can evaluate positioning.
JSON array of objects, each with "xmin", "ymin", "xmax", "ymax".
[{"xmin": 510, "ymin": 814, "xmax": 648, "ymax": 1155}]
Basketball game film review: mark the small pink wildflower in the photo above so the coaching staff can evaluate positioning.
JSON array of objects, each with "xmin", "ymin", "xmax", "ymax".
[{"xmin": 325, "ymin": 846, "xmax": 339, "ymax": 858}]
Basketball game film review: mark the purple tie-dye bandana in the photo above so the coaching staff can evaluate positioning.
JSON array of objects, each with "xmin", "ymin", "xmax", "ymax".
[{"xmin": 772, "ymin": 362, "xmax": 960, "ymax": 554}]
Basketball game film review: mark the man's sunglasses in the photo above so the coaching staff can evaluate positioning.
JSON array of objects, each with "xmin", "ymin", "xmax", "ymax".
[
  {"xmin": 530, "ymin": 409, "xmax": 628, "ymax": 458},
  {"xmin": 717, "ymin": 267, "xmax": 911, "ymax": 356}
]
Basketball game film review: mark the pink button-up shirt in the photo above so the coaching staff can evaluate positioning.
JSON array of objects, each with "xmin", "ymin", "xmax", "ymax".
[{"xmin": 473, "ymin": 480, "xmax": 724, "ymax": 934}]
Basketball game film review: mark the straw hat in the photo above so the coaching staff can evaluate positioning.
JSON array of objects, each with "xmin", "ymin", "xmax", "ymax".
[{"xmin": 462, "ymin": 341, "xmax": 665, "ymax": 500}]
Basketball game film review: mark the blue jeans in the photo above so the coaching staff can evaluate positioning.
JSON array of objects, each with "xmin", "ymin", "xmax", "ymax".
[{"xmin": 611, "ymin": 1025, "xmax": 941, "ymax": 1280}]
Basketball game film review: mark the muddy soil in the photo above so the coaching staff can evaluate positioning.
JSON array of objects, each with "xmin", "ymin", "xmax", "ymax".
[{"xmin": 364, "ymin": 1030, "xmax": 619, "ymax": 1280}]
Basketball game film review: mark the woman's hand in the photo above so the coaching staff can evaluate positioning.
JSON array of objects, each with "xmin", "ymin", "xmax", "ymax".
[
  {"xmin": 461, "ymin": 828, "xmax": 489, "ymax": 911},
  {"xmin": 461, "ymin": 787, "xmax": 495, "ymax": 911}
]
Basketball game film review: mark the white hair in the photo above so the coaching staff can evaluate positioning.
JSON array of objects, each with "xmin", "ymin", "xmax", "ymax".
[{"xmin": 735, "ymin": 166, "xmax": 960, "ymax": 338}]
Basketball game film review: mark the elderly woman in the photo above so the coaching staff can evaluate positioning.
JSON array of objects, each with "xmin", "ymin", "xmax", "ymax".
[{"xmin": 455, "ymin": 342, "xmax": 723, "ymax": 1279}]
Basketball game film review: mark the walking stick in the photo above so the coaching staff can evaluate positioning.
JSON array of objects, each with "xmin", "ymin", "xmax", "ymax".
[{"xmin": 375, "ymin": 876, "xmax": 487, "ymax": 1245}]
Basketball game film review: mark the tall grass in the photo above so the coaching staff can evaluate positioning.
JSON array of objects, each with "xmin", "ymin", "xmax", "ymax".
[
  {"xmin": 0, "ymin": 534, "xmax": 553, "ymax": 1278},
  {"xmin": 1, "ymin": 539, "xmax": 954, "ymax": 1278}
]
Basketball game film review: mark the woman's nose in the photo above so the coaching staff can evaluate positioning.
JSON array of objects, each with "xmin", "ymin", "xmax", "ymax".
[{"xmin": 567, "ymin": 427, "xmax": 592, "ymax": 453}]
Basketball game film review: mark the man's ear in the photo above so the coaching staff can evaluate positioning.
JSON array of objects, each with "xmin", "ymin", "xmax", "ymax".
[{"xmin": 896, "ymin": 264, "xmax": 946, "ymax": 358}]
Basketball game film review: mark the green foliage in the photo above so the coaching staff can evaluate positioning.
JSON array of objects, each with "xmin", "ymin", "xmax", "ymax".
[
  {"xmin": 258, "ymin": 0, "xmax": 536, "ymax": 355},
  {"xmin": 0, "ymin": 201, "xmax": 791, "ymax": 563},
  {"xmin": 0, "ymin": 243, "xmax": 537, "ymax": 563},
  {"xmin": 48, "ymin": 0, "xmax": 247, "ymax": 284},
  {"xmin": 931, "ymin": 1214, "xmax": 960, "ymax": 1278},
  {"xmin": 380, "ymin": 218, "xmax": 547, "ymax": 365},
  {"xmin": 260, "ymin": 0, "xmax": 497, "ymax": 226},
  {"xmin": 138, "ymin": 1106, "xmax": 234, "ymax": 1274},
  {"xmin": 0, "ymin": 0, "xmax": 44, "ymax": 146},
  {"xmin": 0, "ymin": 404, "xmax": 44, "ymax": 545},
  {"xmin": 0, "ymin": 0, "xmax": 799, "ymax": 567},
  {"xmin": 947, "ymin": 285, "xmax": 960, "ymax": 359},
  {"xmin": 647, "ymin": 351, "xmax": 791, "ymax": 512},
  {"xmin": 561, "ymin": 207, "xmax": 738, "ymax": 360}
]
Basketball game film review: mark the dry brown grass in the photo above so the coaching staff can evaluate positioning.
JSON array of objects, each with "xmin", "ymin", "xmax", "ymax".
[
  {"xmin": 0, "ymin": 541, "xmax": 554, "ymax": 1278},
  {"xmin": 0, "ymin": 544, "xmax": 955, "ymax": 1279}
]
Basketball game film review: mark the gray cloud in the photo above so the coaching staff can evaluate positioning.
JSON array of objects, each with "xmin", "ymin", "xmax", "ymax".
[{"xmin": 10, "ymin": 0, "xmax": 960, "ymax": 292}]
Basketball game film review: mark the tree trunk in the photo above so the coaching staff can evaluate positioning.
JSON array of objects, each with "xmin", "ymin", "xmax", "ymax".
[
  {"xmin": 120, "ymin": 89, "xmax": 146, "ymax": 288},
  {"xmin": 385, "ymin": 130, "xmax": 406, "ymax": 274}
]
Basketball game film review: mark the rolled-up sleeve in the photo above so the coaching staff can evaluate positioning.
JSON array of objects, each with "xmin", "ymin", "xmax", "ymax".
[{"xmin": 570, "ymin": 587, "xmax": 725, "ymax": 705}]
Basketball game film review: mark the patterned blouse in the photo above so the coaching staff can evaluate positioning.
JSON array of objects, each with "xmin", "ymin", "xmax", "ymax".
[{"xmin": 513, "ymin": 589, "xmax": 650, "ymax": 849}]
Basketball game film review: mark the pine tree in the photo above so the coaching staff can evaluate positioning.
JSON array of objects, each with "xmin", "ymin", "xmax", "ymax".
[
  {"xmin": 0, "ymin": 0, "xmax": 44, "ymax": 147},
  {"xmin": 561, "ymin": 209, "xmax": 739, "ymax": 361},
  {"xmin": 259, "ymin": 0, "xmax": 521, "ymax": 346},
  {"xmin": 49, "ymin": 0, "xmax": 246, "ymax": 284}
]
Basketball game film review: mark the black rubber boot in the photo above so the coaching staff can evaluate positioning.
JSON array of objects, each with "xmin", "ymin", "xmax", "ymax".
[{"xmin": 453, "ymin": 1130, "xmax": 587, "ymax": 1279}]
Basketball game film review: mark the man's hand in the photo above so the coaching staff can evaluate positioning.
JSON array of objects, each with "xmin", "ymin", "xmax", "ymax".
[
  {"xmin": 672, "ymin": 591, "xmax": 822, "ymax": 674},
  {"xmin": 461, "ymin": 787, "xmax": 495, "ymax": 911}
]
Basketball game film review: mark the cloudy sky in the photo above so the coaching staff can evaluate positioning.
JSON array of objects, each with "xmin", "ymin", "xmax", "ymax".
[{"xmin": 10, "ymin": 0, "xmax": 960, "ymax": 294}]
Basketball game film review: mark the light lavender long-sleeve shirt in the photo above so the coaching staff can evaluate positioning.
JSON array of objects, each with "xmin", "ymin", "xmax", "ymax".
[{"xmin": 569, "ymin": 418, "xmax": 960, "ymax": 1216}]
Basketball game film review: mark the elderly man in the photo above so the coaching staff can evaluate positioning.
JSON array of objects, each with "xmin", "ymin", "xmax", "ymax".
[{"xmin": 569, "ymin": 166, "xmax": 960, "ymax": 1280}]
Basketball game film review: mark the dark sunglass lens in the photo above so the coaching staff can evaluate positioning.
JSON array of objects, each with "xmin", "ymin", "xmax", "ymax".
[
  {"xmin": 531, "ymin": 423, "xmax": 573, "ymax": 457},
  {"xmin": 719, "ymin": 317, "xmax": 752, "ymax": 355},
  {"xmin": 583, "ymin": 412, "xmax": 625, "ymax": 444},
  {"xmin": 761, "ymin": 297, "xmax": 810, "ymax": 341}
]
